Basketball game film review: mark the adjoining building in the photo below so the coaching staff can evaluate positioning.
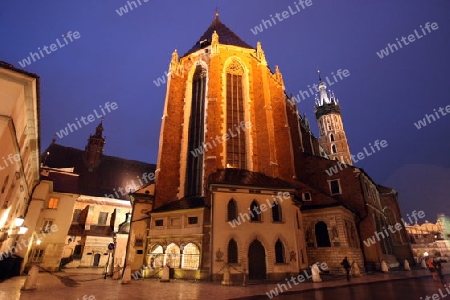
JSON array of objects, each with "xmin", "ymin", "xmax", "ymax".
[
  {"xmin": 19, "ymin": 123, "xmax": 155, "ymax": 272},
  {"xmin": 405, "ymin": 217, "xmax": 450, "ymax": 261},
  {"xmin": 0, "ymin": 61, "xmax": 40, "ymax": 278}
]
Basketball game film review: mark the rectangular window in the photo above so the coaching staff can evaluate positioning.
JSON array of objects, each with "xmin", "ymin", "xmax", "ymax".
[
  {"xmin": 72, "ymin": 209, "xmax": 81, "ymax": 223},
  {"xmin": 188, "ymin": 217, "xmax": 198, "ymax": 225},
  {"xmin": 30, "ymin": 249, "xmax": 44, "ymax": 263},
  {"xmin": 97, "ymin": 212, "xmax": 108, "ymax": 225},
  {"xmin": 48, "ymin": 197, "xmax": 59, "ymax": 209},
  {"xmin": 155, "ymin": 219, "xmax": 164, "ymax": 227},
  {"xmin": 41, "ymin": 220, "xmax": 53, "ymax": 233},
  {"xmin": 302, "ymin": 192, "xmax": 311, "ymax": 201},
  {"xmin": 329, "ymin": 180, "xmax": 341, "ymax": 195}
]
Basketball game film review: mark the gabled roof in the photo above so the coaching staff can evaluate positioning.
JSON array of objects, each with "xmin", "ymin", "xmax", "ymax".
[
  {"xmin": 184, "ymin": 15, "xmax": 253, "ymax": 56},
  {"xmin": 42, "ymin": 143, "xmax": 156, "ymax": 200},
  {"xmin": 209, "ymin": 168, "xmax": 296, "ymax": 190}
]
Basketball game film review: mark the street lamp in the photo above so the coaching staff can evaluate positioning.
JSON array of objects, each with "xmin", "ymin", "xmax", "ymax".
[{"xmin": 8, "ymin": 216, "xmax": 28, "ymax": 237}]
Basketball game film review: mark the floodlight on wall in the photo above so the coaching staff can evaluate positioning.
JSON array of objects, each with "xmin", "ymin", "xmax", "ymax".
[
  {"xmin": 18, "ymin": 226, "xmax": 28, "ymax": 235},
  {"xmin": 14, "ymin": 216, "xmax": 25, "ymax": 227}
]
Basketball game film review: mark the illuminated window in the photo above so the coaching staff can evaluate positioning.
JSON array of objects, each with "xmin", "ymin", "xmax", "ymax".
[
  {"xmin": 48, "ymin": 198, "xmax": 59, "ymax": 209},
  {"xmin": 226, "ymin": 60, "xmax": 246, "ymax": 169},
  {"xmin": 30, "ymin": 249, "xmax": 44, "ymax": 262},
  {"xmin": 181, "ymin": 243, "xmax": 200, "ymax": 269},
  {"xmin": 149, "ymin": 245, "xmax": 164, "ymax": 268},
  {"xmin": 165, "ymin": 243, "xmax": 181, "ymax": 268}
]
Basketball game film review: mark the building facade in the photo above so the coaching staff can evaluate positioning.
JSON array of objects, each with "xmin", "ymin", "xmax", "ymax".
[{"xmin": 0, "ymin": 62, "xmax": 40, "ymax": 274}]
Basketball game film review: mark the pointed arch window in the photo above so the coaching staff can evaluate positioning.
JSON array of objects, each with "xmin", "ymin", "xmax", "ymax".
[
  {"xmin": 185, "ymin": 65, "xmax": 207, "ymax": 196},
  {"xmin": 275, "ymin": 239, "xmax": 285, "ymax": 263},
  {"xmin": 226, "ymin": 60, "xmax": 246, "ymax": 169},
  {"xmin": 330, "ymin": 134, "xmax": 335, "ymax": 142},
  {"xmin": 227, "ymin": 199, "xmax": 237, "ymax": 221},
  {"xmin": 271, "ymin": 202, "xmax": 282, "ymax": 223},
  {"xmin": 228, "ymin": 239, "xmax": 238, "ymax": 263},
  {"xmin": 331, "ymin": 144, "xmax": 337, "ymax": 153},
  {"xmin": 250, "ymin": 200, "xmax": 261, "ymax": 222},
  {"xmin": 315, "ymin": 221, "xmax": 331, "ymax": 247}
]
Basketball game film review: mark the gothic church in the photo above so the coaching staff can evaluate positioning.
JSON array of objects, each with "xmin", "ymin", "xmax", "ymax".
[{"xmin": 127, "ymin": 14, "xmax": 413, "ymax": 282}]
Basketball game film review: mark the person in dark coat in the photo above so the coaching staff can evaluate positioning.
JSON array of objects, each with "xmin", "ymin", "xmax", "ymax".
[
  {"xmin": 341, "ymin": 257, "xmax": 351, "ymax": 281},
  {"xmin": 434, "ymin": 258, "xmax": 446, "ymax": 284}
]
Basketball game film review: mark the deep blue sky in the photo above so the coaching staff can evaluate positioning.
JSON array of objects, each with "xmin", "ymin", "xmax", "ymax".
[{"xmin": 1, "ymin": 1, "xmax": 448, "ymax": 222}]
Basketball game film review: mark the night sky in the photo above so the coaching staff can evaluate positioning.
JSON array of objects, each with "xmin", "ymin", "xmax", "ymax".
[{"xmin": 1, "ymin": 1, "xmax": 448, "ymax": 222}]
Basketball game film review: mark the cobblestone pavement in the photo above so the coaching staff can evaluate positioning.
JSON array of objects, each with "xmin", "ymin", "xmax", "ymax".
[{"xmin": 0, "ymin": 267, "xmax": 446, "ymax": 300}]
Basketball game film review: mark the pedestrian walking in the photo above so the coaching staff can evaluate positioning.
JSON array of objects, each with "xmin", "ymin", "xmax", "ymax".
[
  {"xmin": 341, "ymin": 257, "xmax": 351, "ymax": 281},
  {"xmin": 434, "ymin": 258, "xmax": 446, "ymax": 284}
]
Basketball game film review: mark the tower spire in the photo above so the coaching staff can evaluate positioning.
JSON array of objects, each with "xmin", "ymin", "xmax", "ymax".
[
  {"xmin": 214, "ymin": 7, "xmax": 219, "ymax": 24},
  {"xmin": 84, "ymin": 120, "xmax": 106, "ymax": 171}
]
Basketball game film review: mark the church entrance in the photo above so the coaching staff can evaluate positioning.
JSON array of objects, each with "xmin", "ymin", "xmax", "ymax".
[{"xmin": 248, "ymin": 239, "xmax": 266, "ymax": 280}]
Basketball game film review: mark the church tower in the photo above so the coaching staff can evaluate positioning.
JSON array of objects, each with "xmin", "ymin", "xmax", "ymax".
[
  {"xmin": 314, "ymin": 73, "xmax": 352, "ymax": 165},
  {"xmin": 154, "ymin": 13, "xmax": 295, "ymax": 207},
  {"xmin": 83, "ymin": 121, "xmax": 106, "ymax": 171}
]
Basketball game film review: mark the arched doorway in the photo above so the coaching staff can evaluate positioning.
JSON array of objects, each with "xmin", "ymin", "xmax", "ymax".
[
  {"xmin": 248, "ymin": 239, "xmax": 266, "ymax": 280},
  {"xmin": 93, "ymin": 253, "xmax": 101, "ymax": 266}
]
